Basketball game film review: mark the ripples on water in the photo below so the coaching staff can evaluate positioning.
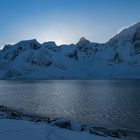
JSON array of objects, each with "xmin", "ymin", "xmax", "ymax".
[{"xmin": 0, "ymin": 80, "xmax": 140, "ymax": 131}]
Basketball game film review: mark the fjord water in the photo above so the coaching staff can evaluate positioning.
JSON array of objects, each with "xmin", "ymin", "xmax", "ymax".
[{"xmin": 0, "ymin": 80, "xmax": 140, "ymax": 131}]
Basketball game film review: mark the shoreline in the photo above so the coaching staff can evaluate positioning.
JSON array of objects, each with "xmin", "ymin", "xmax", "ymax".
[
  {"xmin": 0, "ymin": 105, "xmax": 140, "ymax": 139},
  {"xmin": 1, "ymin": 78, "xmax": 140, "ymax": 81}
]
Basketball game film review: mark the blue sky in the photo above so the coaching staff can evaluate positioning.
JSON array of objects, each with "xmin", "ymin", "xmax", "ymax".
[{"xmin": 0, "ymin": 0, "xmax": 140, "ymax": 47}]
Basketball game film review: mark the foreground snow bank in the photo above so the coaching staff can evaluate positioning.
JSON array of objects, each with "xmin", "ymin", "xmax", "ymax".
[
  {"xmin": 0, "ymin": 106, "xmax": 139, "ymax": 140},
  {"xmin": 0, "ymin": 118, "xmax": 119, "ymax": 140}
]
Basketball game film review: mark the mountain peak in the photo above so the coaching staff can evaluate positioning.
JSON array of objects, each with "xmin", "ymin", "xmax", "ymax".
[
  {"xmin": 42, "ymin": 41, "xmax": 57, "ymax": 48},
  {"xmin": 15, "ymin": 39, "xmax": 39, "ymax": 45},
  {"xmin": 78, "ymin": 37, "xmax": 90, "ymax": 42},
  {"xmin": 77, "ymin": 37, "xmax": 90, "ymax": 45},
  {"xmin": 14, "ymin": 39, "xmax": 41, "ymax": 50},
  {"xmin": 108, "ymin": 22, "xmax": 140, "ymax": 44}
]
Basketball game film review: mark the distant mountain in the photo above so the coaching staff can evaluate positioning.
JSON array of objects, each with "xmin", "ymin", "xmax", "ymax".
[{"xmin": 0, "ymin": 22, "xmax": 140, "ymax": 80}]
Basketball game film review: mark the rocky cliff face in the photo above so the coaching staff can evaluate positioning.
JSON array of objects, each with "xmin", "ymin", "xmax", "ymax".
[
  {"xmin": 132, "ymin": 27, "xmax": 140, "ymax": 54},
  {"xmin": 0, "ymin": 22, "xmax": 140, "ymax": 80}
]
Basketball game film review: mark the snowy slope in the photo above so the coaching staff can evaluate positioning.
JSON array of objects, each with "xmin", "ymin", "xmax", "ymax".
[
  {"xmin": 0, "ymin": 22, "xmax": 140, "ymax": 80},
  {"xmin": 0, "ymin": 109, "xmax": 135, "ymax": 140},
  {"xmin": 0, "ymin": 118, "xmax": 121, "ymax": 140}
]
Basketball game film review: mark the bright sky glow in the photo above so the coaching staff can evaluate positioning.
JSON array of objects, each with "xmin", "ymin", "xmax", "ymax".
[{"xmin": 0, "ymin": 0, "xmax": 140, "ymax": 47}]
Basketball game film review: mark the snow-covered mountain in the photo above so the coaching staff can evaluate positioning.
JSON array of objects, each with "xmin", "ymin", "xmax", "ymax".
[{"xmin": 0, "ymin": 22, "xmax": 140, "ymax": 80}]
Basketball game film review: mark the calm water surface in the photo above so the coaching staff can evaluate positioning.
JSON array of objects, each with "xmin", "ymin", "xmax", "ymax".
[{"xmin": 0, "ymin": 80, "xmax": 140, "ymax": 131}]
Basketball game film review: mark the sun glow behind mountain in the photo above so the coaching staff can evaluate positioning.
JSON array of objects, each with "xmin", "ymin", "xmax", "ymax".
[{"xmin": 0, "ymin": 0, "xmax": 140, "ymax": 47}]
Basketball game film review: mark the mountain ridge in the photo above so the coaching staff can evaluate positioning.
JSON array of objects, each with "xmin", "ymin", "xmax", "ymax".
[{"xmin": 0, "ymin": 22, "xmax": 140, "ymax": 80}]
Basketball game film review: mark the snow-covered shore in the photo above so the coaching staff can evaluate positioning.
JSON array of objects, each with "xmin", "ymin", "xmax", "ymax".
[
  {"xmin": 0, "ymin": 105, "xmax": 140, "ymax": 140},
  {"xmin": 0, "ymin": 118, "xmax": 120, "ymax": 140}
]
